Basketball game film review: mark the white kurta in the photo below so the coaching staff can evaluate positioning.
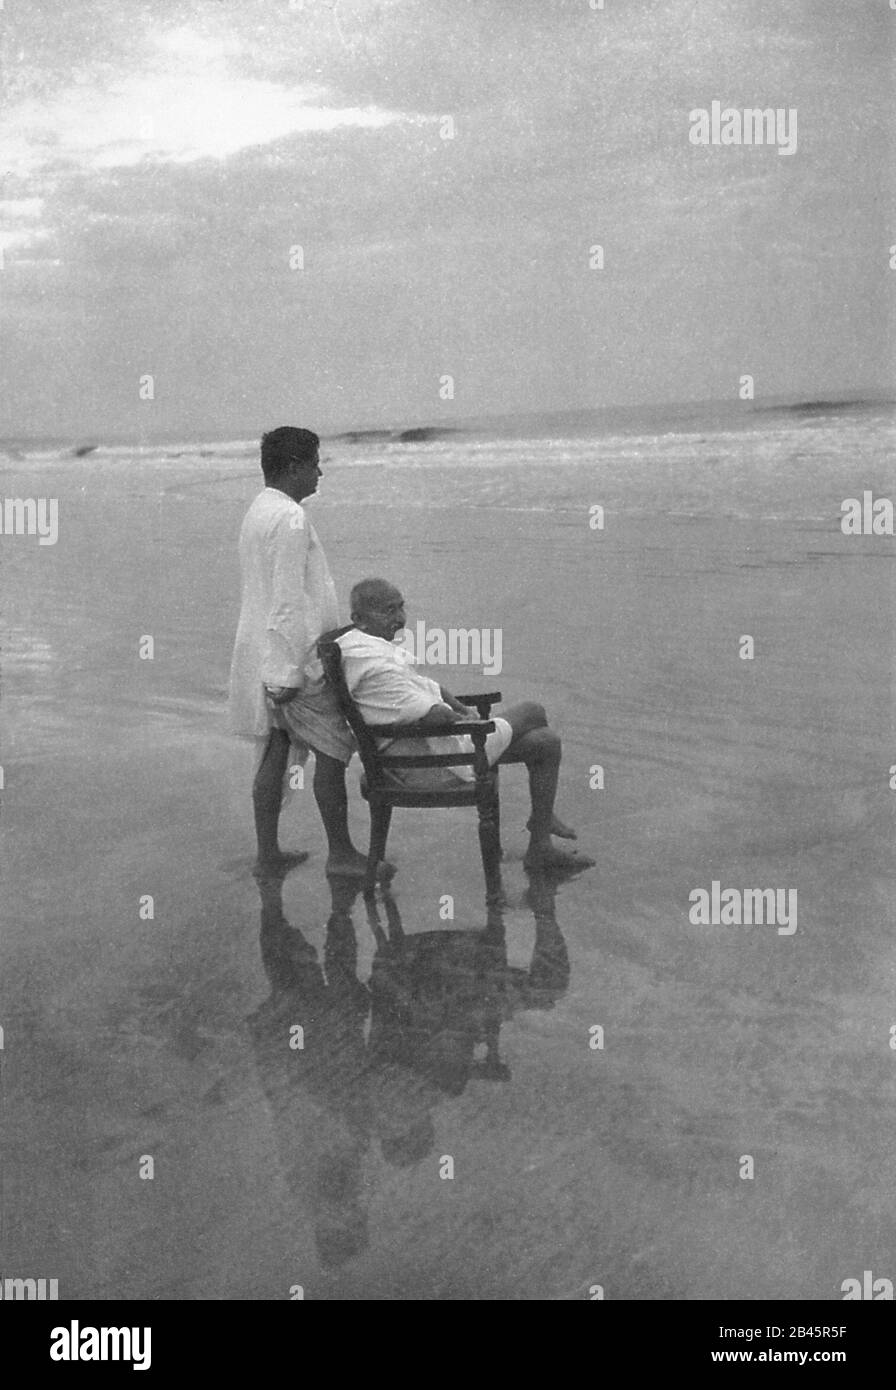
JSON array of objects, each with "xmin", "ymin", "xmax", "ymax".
[{"xmin": 228, "ymin": 488, "xmax": 340, "ymax": 740}]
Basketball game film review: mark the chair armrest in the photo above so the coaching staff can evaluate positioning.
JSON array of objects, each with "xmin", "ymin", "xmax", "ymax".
[{"xmin": 370, "ymin": 719, "xmax": 496, "ymax": 738}]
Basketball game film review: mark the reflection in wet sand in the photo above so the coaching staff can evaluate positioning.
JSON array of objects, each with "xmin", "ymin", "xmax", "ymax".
[{"xmin": 248, "ymin": 872, "xmax": 569, "ymax": 1272}]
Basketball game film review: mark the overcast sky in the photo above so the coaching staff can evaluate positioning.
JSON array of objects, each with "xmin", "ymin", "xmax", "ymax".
[{"xmin": 0, "ymin": 0, "xmax": 891, "ymax": 439}]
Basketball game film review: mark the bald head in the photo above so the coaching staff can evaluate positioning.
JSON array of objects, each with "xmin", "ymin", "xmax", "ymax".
[
  {"xmin": 350, "ymin": 578, "xmax": 406, "ymax": 640},
  {"xmin": 350, "ymin": 578, "xmax": 400, "ymax": 618}
]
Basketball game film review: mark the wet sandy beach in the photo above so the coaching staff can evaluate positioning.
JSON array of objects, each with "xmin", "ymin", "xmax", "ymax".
[{"xmin": 2, "ymin": 430, "xmax": 895, "ymax": 1299}]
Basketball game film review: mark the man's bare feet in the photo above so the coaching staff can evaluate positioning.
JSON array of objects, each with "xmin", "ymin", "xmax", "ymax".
[
  {"xmin": 252, "ymin": 850, "xmax": 310, "ymax": 880},
  {"xmin": 527, "ymin": 814, "xmax": 577, "ymax": 840},
  {"xmin": 523, "ymin": 845, "xmax": 594, "ymax": 874},
  {"xmin": 326, "ymin": 849, "xmax": 396, "ymax": 880}
]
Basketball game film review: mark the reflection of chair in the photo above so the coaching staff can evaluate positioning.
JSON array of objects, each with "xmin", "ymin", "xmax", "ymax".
[
  {"xmin": 363, "ymin": 875, "xmax": 568, "ymax": 1091},
  {"xmin": 319, "ymin": 631, "xmax": 504, "ymax": 897}
]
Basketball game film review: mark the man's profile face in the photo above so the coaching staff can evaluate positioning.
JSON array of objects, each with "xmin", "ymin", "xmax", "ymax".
[
  {"xmin": 357, "ymin": 587, "xmax": 406, "ymax": 640},
  {"xmin": 288, "ymin": 450, "xmax": 321, "ymax": 500}
]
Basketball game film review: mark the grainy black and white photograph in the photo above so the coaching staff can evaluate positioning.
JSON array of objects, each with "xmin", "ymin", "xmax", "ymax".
[{"xmin": 1, "ymin": 0, "xmax": 894, "ymax": 1331}]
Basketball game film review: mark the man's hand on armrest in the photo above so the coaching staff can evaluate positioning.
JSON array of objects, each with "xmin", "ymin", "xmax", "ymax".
[
  {"xmin": 419, "ymin": 701, "xmax": 463, "ymax": 728},
  {"xmin": 438, "ymin": 688, "xmax": 478, "ymax": 718}
]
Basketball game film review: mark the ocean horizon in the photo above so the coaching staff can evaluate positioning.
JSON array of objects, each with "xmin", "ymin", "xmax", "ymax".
[{"xmin": 2, "ymin": 392, "xmax": 893, "ymax": 463}]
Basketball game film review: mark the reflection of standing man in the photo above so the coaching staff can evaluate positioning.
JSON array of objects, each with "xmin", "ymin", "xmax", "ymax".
[
  {"xmin": 248, "ymin": 872, "xmax": 371, "ymax": 1271},
  {"xmin": 228, "ymin": 426, "xmax": 365, "ymax": 877}
]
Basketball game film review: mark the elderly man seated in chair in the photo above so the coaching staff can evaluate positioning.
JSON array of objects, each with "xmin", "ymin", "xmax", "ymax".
[{"xmin": 335, "ymin": 579, "xmax": 594, "ymax": 874}]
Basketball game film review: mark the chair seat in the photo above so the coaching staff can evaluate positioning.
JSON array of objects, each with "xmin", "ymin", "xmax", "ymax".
[{"xmin": 360, "ymin": 773, "xmax": 495, "ymax": 809}]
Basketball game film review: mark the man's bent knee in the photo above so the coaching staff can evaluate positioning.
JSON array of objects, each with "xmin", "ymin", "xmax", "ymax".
[
  {"xmin": 524, "ymin": 726, "xmax": 561, "ymax": 760},
  {"xmin": 504, "ymin": 701, "xmax": 548, "ymax": 739}
]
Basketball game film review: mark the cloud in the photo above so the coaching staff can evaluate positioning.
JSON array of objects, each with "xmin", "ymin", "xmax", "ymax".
[
  {"xmin": 0, "ymin": 22, "xmax": 422, "ymax": 177},
  {"xmin": 0, "ymin": 196, "xmax": 51, "ymax": 261},
  {"xmin": 0, "ymin": 1, "xmax": 887, "ymax": 433}
]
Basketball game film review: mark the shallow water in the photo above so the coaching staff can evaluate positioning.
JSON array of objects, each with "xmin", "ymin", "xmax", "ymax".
[{"xmin": 2, "ymin": 405, "xmax": 895, "ymax": 1298}]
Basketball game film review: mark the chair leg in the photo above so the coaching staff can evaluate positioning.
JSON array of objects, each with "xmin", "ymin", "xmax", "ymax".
[
  {"xmin": 476, "ymin": 791, "xmax": 503, "ymax": 904},
  {"xmin": 365, "ymin": 801, "xmax": 392, "ymax": 893}
]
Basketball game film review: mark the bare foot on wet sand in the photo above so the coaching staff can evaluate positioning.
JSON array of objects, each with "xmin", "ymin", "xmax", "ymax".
[
  {"xmin": 523, "ymin": 844, "xmax": 595, "ymax": 874},
  {"xmin": 325, "ymin": 849, "xmax": 397, "ymax": 880},
  {"xmin": 252, "ymin": 850, "xmax": 310, "ymax": 879},
  {"xmin": 527, "ymin": 814, "xmax": 578, "ymax": 840}
]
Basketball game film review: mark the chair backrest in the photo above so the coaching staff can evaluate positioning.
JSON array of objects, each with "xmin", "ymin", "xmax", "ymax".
[{"xmin": 317, "ymin": 631, "xmax": 385, "ymax": 785}]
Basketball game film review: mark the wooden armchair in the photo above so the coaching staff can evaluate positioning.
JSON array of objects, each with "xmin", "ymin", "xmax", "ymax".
[{"xmin": 318, "ymin": 631, "xmax": 503, "ymax": 898}]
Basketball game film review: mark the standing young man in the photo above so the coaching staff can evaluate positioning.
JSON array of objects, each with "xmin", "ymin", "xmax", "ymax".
[{"xmin": 228, "ymin": 426, "xmax": 369, "ymax": 877}]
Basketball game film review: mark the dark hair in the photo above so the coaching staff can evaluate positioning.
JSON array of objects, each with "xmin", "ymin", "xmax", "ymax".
[{"xmin": 260, "ymin": 426, "xmax": 319, "ymax": 483}]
